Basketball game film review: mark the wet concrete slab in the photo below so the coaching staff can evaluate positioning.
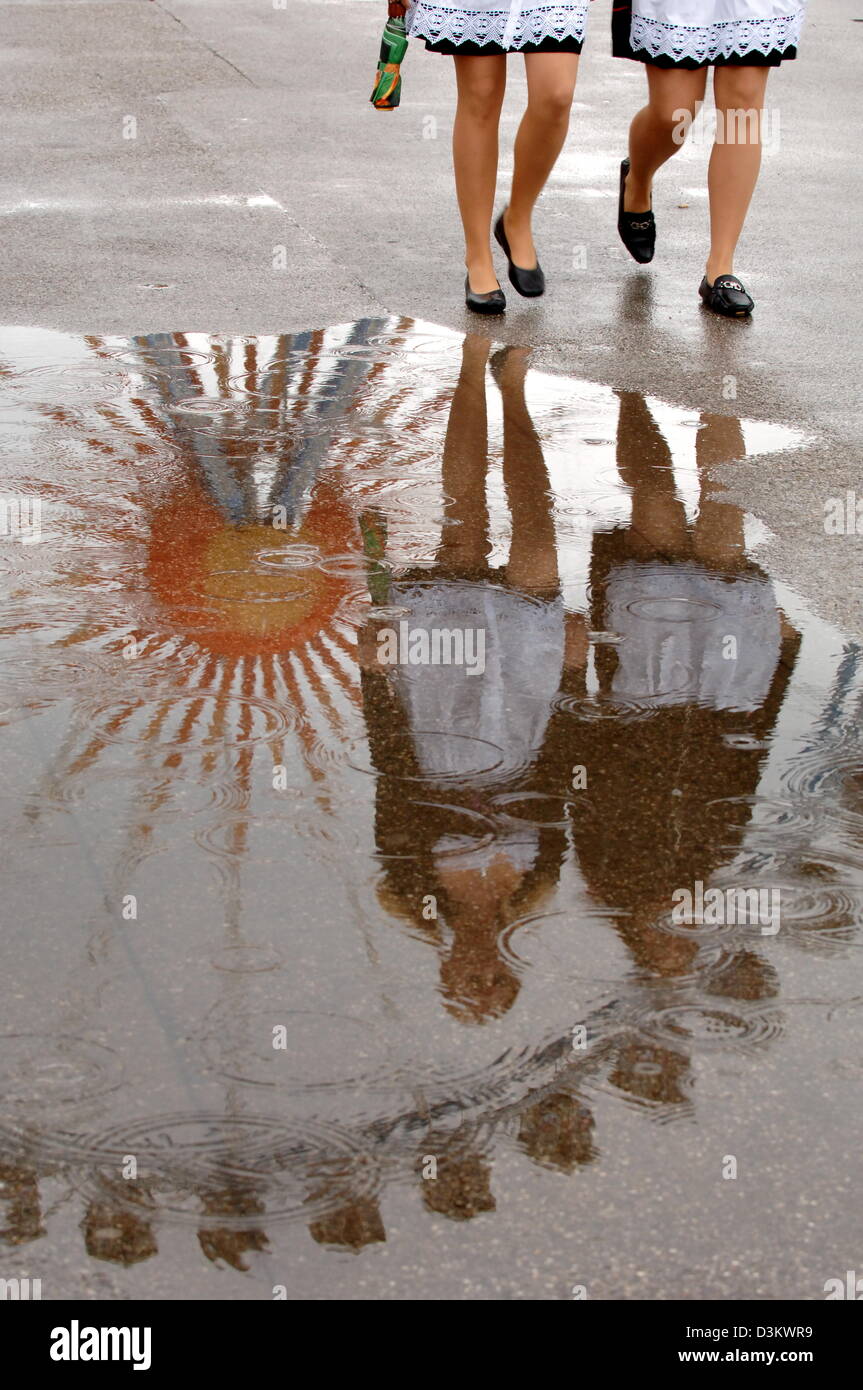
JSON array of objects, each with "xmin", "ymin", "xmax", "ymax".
[{"xmin": 1, "ymin": 318, "xmax": 863, "ymax": 1298}]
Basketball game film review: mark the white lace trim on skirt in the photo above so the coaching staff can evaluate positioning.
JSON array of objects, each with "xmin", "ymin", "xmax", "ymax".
[
  {"xmin": 407, "ymin": 2, "xmax": 589, "ymax": 49},
  {"xmin": 630, "ymin": 10, "xmax": 804, "ymax": 63}
]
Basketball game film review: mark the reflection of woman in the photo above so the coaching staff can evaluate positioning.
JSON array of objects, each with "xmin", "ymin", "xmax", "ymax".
[
  {"xmin": 549, "ymin": 394, "xmax": 799, "ymax": 1100},
  {"xmin": 564, "ymin": 395, "xmax": 801, "ymax": 926},
  {"xmin": 360, "ymin": 337, "xmax": 586, "ymax": 1022},
  {"xmin": 356, "ymin": 336, "xmax": 601, "ymax": 1192},
  {"xmin": 396, "ymin": 0, "xmax": 586, "ymax": 313},
  {"xmin": 613, "ymin": 0, "xmax": 807, "ymax": 315}
]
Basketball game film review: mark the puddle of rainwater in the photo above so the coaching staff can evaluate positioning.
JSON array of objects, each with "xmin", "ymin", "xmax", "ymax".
[{"xmin": 1, "ymin": 319, "xmax": 862, "ymax": 1290}]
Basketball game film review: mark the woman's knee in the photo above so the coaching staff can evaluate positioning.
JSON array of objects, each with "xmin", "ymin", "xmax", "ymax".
[
  {"xmin": 647, "ymin": 95, "xmax": 699, "ymax": 147},
  {"xmin": 457, "ymin": 77, "xmax": 506, "ymax": 121},
  {"xmin": 714, "ymin": 68, "xmax": 769, "ymax": 116},
  {"xmin": 455, "ymin": 57, "xmax": 506, "ymax": 120},
  {"xmin": 644, "ymin": 69, "xmax": 706, "ymax": 144},
  {"xmin": 526, "ymin": 84, "xmax": 575, "ymax": 124}
]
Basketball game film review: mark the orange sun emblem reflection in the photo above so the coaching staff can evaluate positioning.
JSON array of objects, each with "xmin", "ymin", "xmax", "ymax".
[{"xmin": 146, "ymin": 474, "xmax": 359, "ymax": 659}]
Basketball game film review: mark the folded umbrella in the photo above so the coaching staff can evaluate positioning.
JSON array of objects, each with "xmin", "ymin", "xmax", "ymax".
[{"xmin": 370, "ymin": 2, "xmax": 409, "ymax": 110}]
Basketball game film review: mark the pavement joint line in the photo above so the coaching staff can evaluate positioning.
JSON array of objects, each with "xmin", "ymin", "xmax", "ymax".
[
  {"xmin": 278, "ymin": 204, "xmax": 391, "ymax": 311},
  {"xmin": 150, "ymin": 0, "xmax": 259, "ymax": 88}
]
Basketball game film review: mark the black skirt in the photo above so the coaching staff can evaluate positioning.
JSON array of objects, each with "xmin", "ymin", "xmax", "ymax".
[
  {"xmin": 611, "ymin": 1, "xmax": 797, "ymax": 68},
  {"xmin": 423, "ymin": 35, "xmax": 582, "ymax": 53}
]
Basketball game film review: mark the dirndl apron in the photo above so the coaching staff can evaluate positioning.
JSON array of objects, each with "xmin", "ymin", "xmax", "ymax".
[
  {"xmin": 405, "ymin": 0, "xmax": 590, "ymax": 54},
  {"xmin": 611, "ymin": 0, "xmax": 806, "ymax": 67}
]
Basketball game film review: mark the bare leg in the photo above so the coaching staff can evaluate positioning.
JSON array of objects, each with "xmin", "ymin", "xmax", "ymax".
[
  {"xmin": 706, "ymin": 66, "xmax": 770, "ymax": 281},
  {"xmin": 504, "ymin": 52, "xmax": 579, "ymax": 268},
  {"xmin": 624, "ymin": 65, "xmax": 707, "ymax": 212},
  {"xmin": 452, "ymin": 54, "xmax": 507, "ymax": 293}
]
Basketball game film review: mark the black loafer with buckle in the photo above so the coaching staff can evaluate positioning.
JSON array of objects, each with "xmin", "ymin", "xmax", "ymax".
[
  {"xmin": 698, "ymin": 274, "xmax": 754, "ymax": 318},
  {"xmin": 617, "ymin": 157, "xmax": 655, "ymax": 264}
]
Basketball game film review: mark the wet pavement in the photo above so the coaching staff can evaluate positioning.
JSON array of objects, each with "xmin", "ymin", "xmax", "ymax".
[
  {"xmin": 2, "ymin": 319, "xmax": 863, "ymax": 1299},
  {"xmin": 3, "ymin": 0, "xmax": 861, "ymax": 644}
]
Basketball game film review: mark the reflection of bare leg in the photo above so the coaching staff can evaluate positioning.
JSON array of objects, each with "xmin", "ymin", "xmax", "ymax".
[
  {"xmin": 491, "ymin": 347, "xmax": 558, "ymax": 592},
  {"xmin": 692, "ymin": 413, "xmax": 747, "ymax": 568},
  {"xmin": 437, "ymin": 334, "xmax": 492, "ymax": 574},
  {"xmin": 615, "ymin": 392, "xmax": 688, "ymax": 559}
]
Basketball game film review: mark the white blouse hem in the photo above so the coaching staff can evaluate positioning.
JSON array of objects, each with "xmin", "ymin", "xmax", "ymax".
[
  {"xmin": 630, "ymin": 10, "xmax": 804, "ymax": 63},
  {"xmin": 407, "ymin": 2, "xmax": 589, "ymax": 50}
]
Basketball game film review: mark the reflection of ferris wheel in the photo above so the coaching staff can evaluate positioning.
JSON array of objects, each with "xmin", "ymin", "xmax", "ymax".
[{"xmin": 24, "ymin": 322, "xmax": 454, "ymax": 803}]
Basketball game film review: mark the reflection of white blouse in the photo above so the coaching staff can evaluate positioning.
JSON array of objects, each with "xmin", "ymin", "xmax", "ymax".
[
  {"xmin": 628, "ymin": 0, "xmax": 806, "ymax": 64},
  {"xmin": 605, "ymin": 561, "xmax": 781, "ymax": 712},
  {"xmin": 388, "ymin": 579, "xmax": 565, "ymax": 782},
  {"xmin": 406, "ymin": 0, "xmax": 589, "ymax": 50}
]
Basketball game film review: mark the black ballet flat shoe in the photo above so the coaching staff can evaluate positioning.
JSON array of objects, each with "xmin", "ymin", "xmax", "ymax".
[
  {"xmin": 493, "ymin": 212, "xmax": 545, "ymax": 297},
  {"xmin": 464, "ymin": 274, "xmax": 506, "ymax": 315},
  {"xmin": 698, "ymin": 274, "xmax": 754, "ymax": 318},
  {"xmin": 617, "ymin": 157, "xmax": 655, "ymax": 264}
]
